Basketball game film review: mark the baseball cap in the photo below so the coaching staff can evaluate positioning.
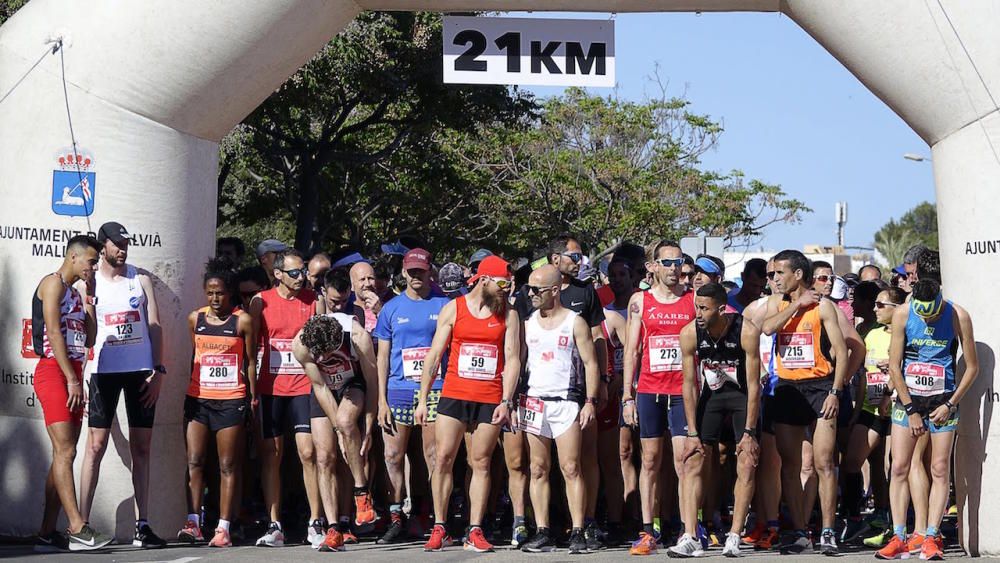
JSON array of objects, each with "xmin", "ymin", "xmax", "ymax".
[
  {"xmin": 402, "ymin": 248, "xmax": 432, "ymax": 271},
  {"xmin": 694, "ymin": 256, "xmax": 723, "ymax": 276},
  {"xmin": 256, "ymin": 239, "xmax": 288, "ymax": 257},
  {"xmin": 831, "ymin": 276, "xmax": 848, "ymax": 300},
  {"xmin": 438, "ymin": 262, "xmax": 466, "ymax": 293},
  {"xmin": 469, "ymin": 248, "xmax": 493, "ymax": 269},
  {"xmin": 469, "ymin": 255, "xmax": 511, "ymax": 284},
  {"xmin": 331, "ymin": 252, "xmax": 368, "ymax": 269},
  {"xmin": 381, "ymin": 241, "xmax": 409, "ymax": 256},
  {"xmin": 893, "ymin": 264, "xmax": 906, "ymax": 276},
  {"xmin": 97, "ymin": 221, "xmax": 130, "ymax": 246}
]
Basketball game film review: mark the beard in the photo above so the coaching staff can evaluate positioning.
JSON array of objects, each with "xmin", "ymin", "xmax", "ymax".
[{"xmin": 481, "ymin": 288, "xmax": 507, "ymax": 316}]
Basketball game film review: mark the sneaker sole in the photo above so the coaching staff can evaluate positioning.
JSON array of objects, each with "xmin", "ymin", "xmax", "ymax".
[
  {"xmin": 523, "ymin": 546, "xmax": 556, "ymax": 553},
  {"xmin": 568, "ymin": 547, "xmax": 588, "ymax": 554},
  {"xmin": 319, "ymin": 545, "xmax": 345, "ymax": 552},
  {"xmin": 875, "ymin": 554, "xmax": 911, "ymax": 560},
  {"xmin": 132, "ymin": 540, "xmax": 166, "ymax": 548},
  {"xmin": 177, "ymin": 533, "xmax": 203, "ymax": 543},
  {"xmin": 667, "ymin": 549, "xmax": 703, "ymax": 558},
  {"xmin": 68, "ymin": 539, "xmax": 113, "ymax": 552},
  {"xmin": 255, "ymin": 541, "xmax": 284, "ymax": 547},
  {"xmin": 464, "ymin": 544, "xmax": 493, "ymax": 553}
]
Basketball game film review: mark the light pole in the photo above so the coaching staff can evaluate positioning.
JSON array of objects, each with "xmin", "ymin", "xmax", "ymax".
[{"xmin": 903, "ymin": 152, "xmax": 932, "ymax": 162}]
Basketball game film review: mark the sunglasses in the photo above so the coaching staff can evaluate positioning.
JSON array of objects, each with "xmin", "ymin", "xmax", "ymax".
[
  {"xmin": 525, "ymin": 284, "xmax": 553, "ymax": 296},
  {"xmin": 657, "ymin": 258, "xmax": 685, "ymax": 268},
  {"xmin": 489, "ymin": 277, "xmax": 512, "ymax": 289},
  {"xmin": 561, "ymin": 252, "xmax": 583, "ymax": 264},
  {"xmin": 281, "ymin": 268, "xmax": 306, "ymax": 279},
  {"xmin": 874, "ymin": 301, "xmax": 899, "ymax": 309},
  {"xmin": 766, "ymin": 271, "xmax": 777, "ymax": 280},
  {"xmin": 815, "ymin": 275, "xmax": 832, "ymax": 283}
]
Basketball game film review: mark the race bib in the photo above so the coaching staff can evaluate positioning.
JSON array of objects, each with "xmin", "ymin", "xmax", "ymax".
[
  {"xmin": 268, "ymin": 339, "xmax": 303, "ymax": 375},
  {"xmin": 648, "ymin": 335, "xmax": 681, "ymax": 372},
  {"xmin": 866, "ymin": 369, "xmax": 890, "ymax": 403},
  {"xmin": 702, "ymin": 360, "xmax": 738, "ymax": 391},
  {"xmin": 322, "ymin": 365, "xmax": 354, "ymax": 391},
  {"xmin": 65, "ymin": 318, "xmax": 87, "ymax": 357},
  {"xmin": 200, "ymin": 353, "xmax": 239, "ymax": 389},
  {"xmin": 402, "ymin": 346, "xmax": 430, "ymax": 381},
  {"xmin": 519, "ymin": 396, "xmax": 545, "ymax": 434},
  {"xmin": 777, "ymin": 332, "xmax": 815, "ymax": 369},
  {"xmin": 104, "ymin": 310, "xmax": 142, "ymax": 345},
  {"xmin": 905, "ymin": 362, "xmax": 946, "ymax": 397},
  {"xmin": 458, "ymin": 343, "xmax": 499, "ymax": 380}
]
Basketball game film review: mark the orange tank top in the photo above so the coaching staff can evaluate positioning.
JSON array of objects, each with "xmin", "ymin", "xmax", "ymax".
[
  {"xmin": 442, "ymin": 295, "xmax": 507, "ymax": 404},
  {"xmin": 774, "ymin": 299, "xmax": 833, "ymax": 381},
  {"xmin": 189, "ymin": 307, "xmax": 247, "ymax": 400}
]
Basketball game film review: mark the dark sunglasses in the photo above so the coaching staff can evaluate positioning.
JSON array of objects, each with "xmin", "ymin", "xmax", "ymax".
[
  {"xmin": 766, "ymin": 271, "xmax": 777, "ymax": 280},
  {"xmin": 561, "ymin": 252, "xmax": 583, "ymax": 264},
  {"xmin": 874, "ymin": 301, "xmax": 899, "ymax": 309},
  {"xmin": 281, "ymin": 268, "xmax": 306, "ymax": 279},
  {"xmin": 657, "ymin": 258, "xmax": 684, "ymax": 268},
  {"xmin": 525, "ymin": 285, "xmax": 553, "ymax": 296}
]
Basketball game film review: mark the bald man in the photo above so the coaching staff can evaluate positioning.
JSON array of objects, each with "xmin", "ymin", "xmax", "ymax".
[
  {"xmin": 307, "ymin": 253, "xmax": 331, "ymax": 291},
  {"xmin": 350, "ymin": 262, "xmax": 387, "ymax": 333},
  {"xmin": 517, "ymin": 265, "xmax": 600, "ymax": 553}
]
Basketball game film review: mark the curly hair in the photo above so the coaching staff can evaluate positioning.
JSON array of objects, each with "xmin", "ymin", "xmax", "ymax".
[
  {"xmin": 300, "ymin": 315, "xmax": 344, "ymax": 359},
  {"xmin": 204, "ymin": 257, "xmax": 235, "ymax": 294}
]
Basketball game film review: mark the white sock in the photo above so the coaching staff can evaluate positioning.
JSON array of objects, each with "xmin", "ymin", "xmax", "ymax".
[
  {"xmin": 218, "ymin": 519, "xmax": 230, "ymax": 532},
  {"xmin": 187, "ymin": 513, "xmax": 200, "ymax": 527}
]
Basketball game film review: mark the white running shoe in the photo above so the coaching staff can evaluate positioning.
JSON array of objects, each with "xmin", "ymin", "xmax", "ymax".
[
  {"xmin": 307, "ymin": 520, "xmax": 325, "ymax": 549},
  {"xmin": 255, "ymin": 523, "xmax": 285, "ymax": 547},
  {"xmin": 668, "ymin": 533, "xmax": 705, "ymax": 558},
  {"xmin": 723, "ymin": 532, "xmax": 741, "ymax": 557}
]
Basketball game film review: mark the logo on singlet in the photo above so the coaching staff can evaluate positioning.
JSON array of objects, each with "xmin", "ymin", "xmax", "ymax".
[{"xmin": 129, "ymin": 296, "xmax": 140, "ymax": 309}]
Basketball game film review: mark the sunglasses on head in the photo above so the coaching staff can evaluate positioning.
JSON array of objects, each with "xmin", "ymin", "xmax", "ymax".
[
  {"xmin": 525, "ymin": 284, "xmax": 553, "ymax": 296},
  {"xmin": 874, "ymin": 301, "xmax": 898, "ymax": 309},
  {"xmin": 281, "ymin": 268, "xmax": 306, "ymax": 279},
  {"xmin": 657, "ymin": 258, "xmax": 684, "ymax": 268},
  {"xmin": 561, "ymin": 252, "xmax": 583, "ymax": 264}
]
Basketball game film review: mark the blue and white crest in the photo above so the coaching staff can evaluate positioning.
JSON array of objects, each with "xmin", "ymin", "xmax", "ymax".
[{"xmin": 51, "ymin": 149, "xmax": 95, "ymax": 217}]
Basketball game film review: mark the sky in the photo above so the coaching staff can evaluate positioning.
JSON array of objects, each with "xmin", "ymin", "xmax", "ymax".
[{"xmin": 506, "ymin": 10, "xmax": 936, "ymax": 252}]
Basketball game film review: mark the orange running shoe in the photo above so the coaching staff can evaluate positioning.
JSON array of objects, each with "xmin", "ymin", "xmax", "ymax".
[
  {"xmin": 742, "ymin": 521, "xmax": 764, "ymax": 546},
  {"xmin": 755, "ymin": 527, "xmax": 780, "ymax": 550},
  {"xmin": 354, "ymin": 492, "xmax": 376, "ymax": 526},
  {"xmin": 920, "ymin": 535, "xmax": 944, "ymax": 561},
  {"xmin": 907, "ymin": 533, "xmax": 926, "ymax": 554},
  {"xmin": 208, "ymin": 527, "xmax": 231, "ymax": 548},
  {"xmin": 629, "ymin": 532, "xmax": 658, "ymax": 556},
  {"xmin": 875, "ymin": 534, "xmax": 910, "ymax": 560},
  {"xmin": 318, "ymin": 528, "xmax": 345, "ymax": 552},
  {"xmin": 424, "ymin": 524, "xmax": 453, "ymax": 551},
  {"xmin": 463, "ymin": 526, "xmax": 494, "ymax": 553},
  {"xmin": 342, "ymin": 529, "xmax": 359, "ymax": 544}
]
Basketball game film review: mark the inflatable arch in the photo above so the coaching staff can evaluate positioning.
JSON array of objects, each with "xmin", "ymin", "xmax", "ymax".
[{"xmin": 1, "ymin": 0, "xmax": 997, "ymax": 554}]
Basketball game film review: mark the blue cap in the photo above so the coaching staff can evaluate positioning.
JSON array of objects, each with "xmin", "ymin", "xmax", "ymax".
[
  {"xmin": 694, "ymin": 256, "xmax": 722, "ymax": 276},
  {"xmin": 381, "ymin": 241, "xmax": 409, "ymax": 256},
  {"xmin": 893, "ymin": 264, "xmax": 906, "ymax": 276},
  {"xmin": 332, "ymin": 252, "xmax": 368, "ymax": 269}
]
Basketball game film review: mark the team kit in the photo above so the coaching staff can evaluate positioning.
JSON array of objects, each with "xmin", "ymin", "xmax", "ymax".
[{"xmin": 30, "ymin": 224, "xmax": 976, "ymax": 560}]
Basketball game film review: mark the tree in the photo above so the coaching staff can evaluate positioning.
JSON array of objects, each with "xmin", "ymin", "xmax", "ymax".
[
  {"xmin": 873, "ymin": 201, "xmax": 937, "ymax": 266},
  {"xmin": 0, "ymin": 1, "xmax": 28, "ymax": 26},
  {"xmin": 454, "ymin": 86, "xmax": 809, "ymax": 255}
]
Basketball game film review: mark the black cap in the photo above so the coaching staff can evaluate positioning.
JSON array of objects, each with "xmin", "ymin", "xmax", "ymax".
[{"xmin": 97, "ymin": 221, "xmax": 130, "ymax": 246}]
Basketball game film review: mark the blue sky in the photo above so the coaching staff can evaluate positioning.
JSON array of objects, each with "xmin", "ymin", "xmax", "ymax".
[{"xmin": 508, "ymin": 11, "xmax": 936, "ymax": 252}]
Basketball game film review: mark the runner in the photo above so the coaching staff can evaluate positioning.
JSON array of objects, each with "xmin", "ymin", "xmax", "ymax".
[
  {"xmin": 414, "ymin": 255, "xmax": 521, "ymax": 553},
  {"xmin": 248, "ymin": 249, "xmax": 326, "ymax": 547},
  {"xmin": 216, "ymin": 236, "xmax": 246, "ymax": 271},
  {"xmin": 876, "ymin": 277, "xmax": 978, "ymax": 561},
  {"xmin": 760, "ymin": 249, "xmax": 850, "ymax": 555},
  {"xmin": 373, "ymin": 249, "xmax": 450, "ymax": 544},
  {"xmin": 31, "ymin": 235, "xmax": 113, "ymax": 553},
  {"xmin": 621, "ymin": 240, "xmax": 697, "ymax": 556},
  {"xmin": 350, "ymin": 261, "xmax": 387, "ymax": 333},
  {"xmin": 256, "ymin": 239, "xmax": 288, "ymax": 287},
  {"xmin": 176, "ymin": 260, "xmax": 256, "ymax": 548},
  {"xmin": 900, "ymin": 245, "xmax": 928, "ymax": 294},
  {"xmin": 516, "ymin": 265, "xmax": 600, "ymax": 553},
  {"xmin": 727, "ymin": 259, "xmax": 767, "ymax": 314},
  {"xmin": 236, "ymin": 265, "xmax": 270, "ymax": 309},
  {"xmin": 78, "ymin": 221, "xmax": 167, "ymax": 549},
  {"xmin": 294, "ymin": 312, "xmax": 378, "ymax": 552},
  {"xmin": 859, "ymin": 264, "xmax": 883, "ymax": 283},
  {"xmin": 692, "ymin": 255, "xmax": 724, "ymax": 290},
  {"xmin": 670, "ymin": 282, "xmax": 761, "ymax": 558},
  {"xmin": 307, "ymin": 252, "xmax": 331, "ymax": 291}
]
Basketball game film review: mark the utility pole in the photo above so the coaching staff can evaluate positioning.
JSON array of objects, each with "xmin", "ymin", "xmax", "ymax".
[{"xmin": 835, "ymin": 201, "xmax": 848, "ymax": 248}]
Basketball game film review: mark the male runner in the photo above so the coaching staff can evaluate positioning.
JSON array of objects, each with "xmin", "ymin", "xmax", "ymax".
[
  {"xmin": 727, "ymin": 259, "xmax": 767, "ymax": 314},
  {"xmin": 78, "ymin": 221, "xmax": 167, "ymax": 548},
  {"xmin": 294, "ymin": 313, "xmax": 377, "ymax": 552},
  {"xmin": 517, "ymin": 265, "xmax": 601, "ymax": 554},
  {"xmin": 876, "ymin": 278, "xmax": 978, "ymax": 561},
  {"xmin": 691, "ymin": 255, "xmax": 724, "ymax": 290},
  {"xmin": 256, "ymin": 239, "xmax": 288, "ymax": 287},
  {"xmin": 621, "ymin": 240, "xmax": 696, "ymax": 556},
  {"xmin": 350, "ymin": 260, "xmax": 388, "ymax": 332},
  {"xmin": 415, "ymin": 256, "xmax": 521, "ymax": 553},
  {"xmin": 32, "ymin": 235, "xmax": 113, "ymax": 553},
  {"xmin": 249, "ymin": 249, "xmax": 327, "ymax": 547},
  {"xmin": 761, "ymin": 249, "xmax": 849, "ymax": 555},
  {"xmin": 374, "ymin": 249, "xmax": 450, "ymax": 543},
  {"xmin": 670, "ymin": 282, "xmax": 761, "ymax": 558},
  {"xmin": 307, "ymin": 252, "xmax": 331, "ymax": 291}
]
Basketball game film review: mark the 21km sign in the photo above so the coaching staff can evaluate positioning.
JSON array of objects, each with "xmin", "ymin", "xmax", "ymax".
[{"xmin": 443, "ymin": 16, "xmax": 614, "ymax": 87}]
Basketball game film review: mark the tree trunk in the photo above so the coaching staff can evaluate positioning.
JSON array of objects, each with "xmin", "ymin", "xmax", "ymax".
[{"xmin": 295, "ymin": 168, "xmax": 319, "ymax": 252}]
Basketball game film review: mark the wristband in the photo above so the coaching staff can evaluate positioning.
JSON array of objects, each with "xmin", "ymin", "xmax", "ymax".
[
  {"xmin": 686, "ymin": 430, "xmax": 700, "ymax": 438},
  {"xmin": 945, "ymin": 400, "xmax": 957, "ymax": 412},
  {"xmin": 742, "ymin": 428, "xmax": 757, "ymax": 439},
  {"xmin": 621, "ymin": 398, "xmax": 635, "ymax": 407},
  {"xmin": 828, "ymin": 388, "xmax": 842, "ymax": 397},
  {"xmin": 585, "ymin": 397, "xmax": 598, "ymax": 405},
  {"xmin": 67, "ymin": 382, "xmax": 81, "ymax": 387},
  {"xmin": 903, "ymin": 402, "xmax": 917, "ymax": 415}
]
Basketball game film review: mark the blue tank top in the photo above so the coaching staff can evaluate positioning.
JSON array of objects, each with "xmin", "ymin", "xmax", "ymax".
[{"xmin": 903, "ymin": 300, "xmax": 957, "ymax": 396}]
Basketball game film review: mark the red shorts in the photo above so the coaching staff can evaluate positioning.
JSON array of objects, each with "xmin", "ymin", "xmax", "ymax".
[{"xmin": 34, "ymin": 358, "xmax": 84, "ymax": 426}]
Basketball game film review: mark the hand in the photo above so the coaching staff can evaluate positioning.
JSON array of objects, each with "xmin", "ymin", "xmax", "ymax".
[
  {"xmin": 578, "ymin": 403, "xmax": 596, "ymax": 430},
  {"xmin": 820, "ymin": 394, "xmax": 839, "ymax": 420},
  {"xmin": 681, "ymin": 435, "xmax": 704, "ymax": 461},
  {"xmin": 909, "ymin": 413, "xmax": 927, "ymax": 437},
  {"xmin": 597, "ymin": 382, "xmax": 609, "ymax": 411},
  {"xmin": 66, "ymin": 380, "xmax": 83, "ymax": 411},
  {"xmin": 414, "ymin": 402, "xmax": 428, "ymax": 426},
  {"xmin": 361, "ymin": 291, "xmax": 382, "ymax": 314},
  {"xmin": 928, "ymin": 404, "xmax": 951, "ymax": 426},
  {"xmin": 491, "ymin": 402, "xmax": 511, "ymax": 426},
  {"xmin": 736, "ymin": 434, "xmax": 760, "ymax": 467},
  {"xmin": 360, "ymin": 416, "xmax": 375, "ymax": 457},
  {"xmin": 378, "ymin": 401, "xmax": 394, "ymax": 434},
  {"xmin": 139, "ymin": 371, "xmax": 163, "ymax": 408},
  {"xmin": 795, "ymin": 289, "xmax": 820, "ymax": 309},
  {"xmin": 877, "ymin": 360, "xmax": 889, "ymax": 372},
  {"xmin": 622, "ymin": 400, "xmax": 637, "ymax": 427}
]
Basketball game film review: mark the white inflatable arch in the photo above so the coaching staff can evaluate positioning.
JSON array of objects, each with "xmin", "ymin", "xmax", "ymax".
[{"xmin": 1, "ymin": 0, "xmax": 998, "ymax": 554}]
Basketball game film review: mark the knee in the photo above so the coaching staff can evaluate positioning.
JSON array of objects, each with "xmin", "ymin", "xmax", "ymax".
[
  {"xmin": 54, "ymin": 443, "xmax": 77, "ymax": 465},
  {"xmin": 435, "ymin": 450, "xmax": 456, "ymax": 474},
  {"xmin": 218, "ymin": 457, "xmax": 238, "ymax": 477},
  {"xmin": 619, "ymin": 444, "xmax": 633, "ymax": 464},
  {"xmin": 470, "ymin": 455, "xmax": 491, "ymax": 475},
  {"xmin": 423, "ymin": 448, "xmax": 437, "ymax": 470},
  {"xmin": 813, "ymin": 456, "xmax": 835, "ymax": 477},
  {"xmin": 640, "ymin": 451, "xmax": 660, "ymax": 473},
  {"xmin": 384, "ymin": 450, "xmax": 405, "ymax": 474},
  {"xmin": 315, "ymin": 449, "xmax": 336, "ymax": 472},
  {"xmin": 561, "ymin": 460, "xmax": 581, "ymax": 481},
  {"xmin": 336, "ymin": 413, "xmax": 356, "ymax": 434},
  {"xmin": 186, "ymin": 454, "xmax": 205, "ymax": 473},
  {"xmin": 890, "ymin": 460, "xmax": 910, "ymax": 481},
  {"xmin": 529, "ymin": 461, "xmax": 550, "ymax": 481},
  {"xmin": 930, "ymin": 459, "xmax": 950, "ymax": 481},
  {"xmin": 86, "ymin": 436, "xmax": 108, "ymax": 458},
  {"xmin": 298, "ymin": 444, "xmax": 316, "ymax": 465},
  {"xmin": 737, "ymin": 456, "xmax": 756, "ymax": 480}
]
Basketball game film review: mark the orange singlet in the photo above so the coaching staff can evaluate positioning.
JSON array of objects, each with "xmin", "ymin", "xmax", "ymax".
[
  {"xmin": 442, "ymin": 295, "xmax": 507, "ymax": 404},
  {"xmin": 189, "ymin": 307, "xmax": 247, "ymax": 400}
]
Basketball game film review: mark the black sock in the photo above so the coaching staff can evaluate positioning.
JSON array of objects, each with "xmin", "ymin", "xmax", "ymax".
[
  {"xmin": 643, "ymin": 523, "xmax": 655, "ymax": 535},
  {"xmin": 353, "ymin": 486, "xmax": 369, "ymax": 496}
]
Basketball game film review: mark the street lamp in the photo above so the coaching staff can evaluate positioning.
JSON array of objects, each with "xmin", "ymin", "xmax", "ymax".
[{"xmin": 903, "ymin": 153, "xmax": 931, "ymax": 162}]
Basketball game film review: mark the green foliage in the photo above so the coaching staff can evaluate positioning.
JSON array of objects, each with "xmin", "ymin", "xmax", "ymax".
[
  {"xmin": 0, "ymin": 0, "xmax": 28, "ymax": 26},
  {"xmin": 873, "ymin": 201, "xmax": 937, "ymax": 267}
]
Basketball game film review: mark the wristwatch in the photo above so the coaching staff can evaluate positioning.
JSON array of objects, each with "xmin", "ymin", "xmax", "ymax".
[
  {"xmin": 742, "ymin": 428, "xmax": 757, "ymax": 439},
  {"xmin": 945, "ymin": 400, "xmax": 957, "ymax": 413},
  {"xmin": 154, "ymin": 364, "xmax": 167, "ymax": 375},
  {"xmin": 503, "ymin": 398, "xmax": 516, "ymax": 410},
  {"xmin": 585, "ymin": 397, "xmax": 598, "ymax": 405},
  {"xmin": 828, "ymin": 388, "xmax": 842, "ymax": 397}
]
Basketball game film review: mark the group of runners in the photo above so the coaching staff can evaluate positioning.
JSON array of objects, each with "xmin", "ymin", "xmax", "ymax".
[{"xmin": 31, "ymin": 226, "xmax": 977, "ymax": 560}]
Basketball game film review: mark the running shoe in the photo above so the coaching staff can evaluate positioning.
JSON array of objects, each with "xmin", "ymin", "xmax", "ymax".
[
  {"xmin": 741, "ymin": 521, "xmax": 764, "ymax": 546},
  {"xmin": 464, "ymin": 526, "xmax": 494, "ymax": 553},
  {"xmin": 67, "ymin": 524, "xmax": 113, "ymax": 552},
  {"xmin": 318, "ymin": 528, "xmax": 345, "ymax": 552},
  {"xmin": 377, "ymin": 512, "xmax": 405, "ymax": 544},
  {"xmin": 511, "ymin": 524, "xmax": 529, "ymax": 547},
  {"xmin": 819, "ymin": 529, "xmax": 839, "ymax": 556},
  {"xmin": 208, "ymin": 527, "xmax": 232, "ymax": 548},
  {"xmin": 585, "ymin": 521, "xmax": 603, "ymax": 551},
  {"xmin": 133, "ymin": 524, "xmax": 167, "ymax": 549},
  {"xmin": 865, "ymin": 527, "xmax": 892, "ymax": 549},
  {"xmin": 355, "ymin": 492, "xmax": 376, "ymax": 526},
  {"xmin": 424, "ymin": 524, "xmax": 453, "ymax": 551},
  {"xmin": 523, "ymin": 528, "xmax": 555, "ymax": 552},
  {"xmin": 779, "ymin": 531, "xmax": 812, "ymax": 555},
  {"xmin": 875, "ymin": 534, "xmax": 910, "ymax": 559},
  {"xmin": 177, "ymin": 519, "xmax": 204, "ymax": 543},
  {"xmin": 630, "ymin": 531, "xmax": 658, "ymax": 556},
  {"xmin": 755, "ymin": 527, "xmax": 780, "ymax": 550},
  {"xmin": 907, "ymin": 533, "xmax": 926, "ymax": 554},
  {"xmin": 342, "ymin": 529, "xmax": 359, "ymax": 544},
  {"xmin": 307, "ymin": 519, "xmax": 325, "ymax": 548},
  {"xmin": 667, "ymin": 533, "xmax": 704, "ymax": 558},
  {"xmin": 34, "ymin": 531, "xmax": 69, "ymax": 553},
  {"xmin": 568, "ymin": 528, "xmax": 588, "ymax": 554},
  {"xmin": 704, "ymin": 523, "xmax": 721, "ymax": 548},
  {"xmin": 841, "ymin": 518, "xmax": 871, "ymax": 544},
  {"xmin": 919, "ymin": 535, "xmax": 944, "ymax": 561},
  {"xmin": 722, "ymin": 532, "xmax": 741, "ymax": 557},
  {"xmin": 255, "ymin": 522, "xmax": 285, "ymax": 547}
]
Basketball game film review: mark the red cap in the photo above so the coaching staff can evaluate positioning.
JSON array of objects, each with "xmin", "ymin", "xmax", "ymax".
[
  {"xmin": 469, "ymin": 255, "xmax": 511, "ymax": 284},
  {"xmin": 402, "ymin": 248, "xmax": 432, "ymax": 271}
]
